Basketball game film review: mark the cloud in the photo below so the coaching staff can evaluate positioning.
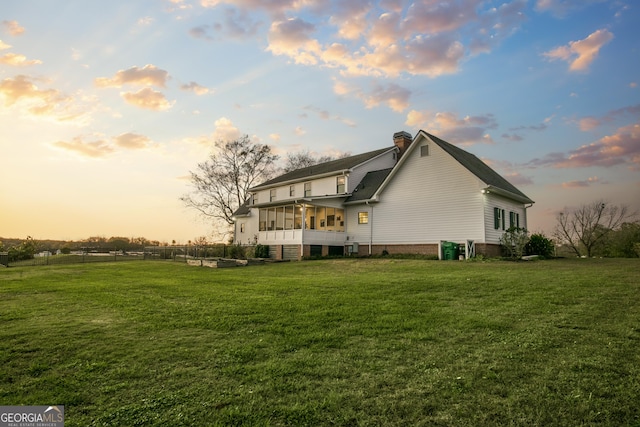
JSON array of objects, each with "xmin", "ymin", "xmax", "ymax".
[
  {"xmin": 212, "ymin": 117, "xmax": 241, "ymax": 141},
  {"xmin": 269, "ymin": 133, "xmax": 281, "ymax": 142},
  {"xmin": 52, "ymin": 136, "xmax": 115, "ymax": 158},
  {"xmin": 0, "ymin": 74, "xmax": 87, "ymax": 122},
  {"xmin": 180, "ymin": 81, "xmax": 210, "ymax": 95},
  {"xmin": 294, "ymin": 126, "xmax": 306, "ymax": 136},
  {"xmin": 137, "ymin": 16, "xmax": 154, "ymax": 26},
  {"xmin": 2, "ymin": 20, "xmax": 25, "ymax": 36},
  {"xmin": 198, "ymin": 0, "xmax": 527, "ymax": 79},
  {"xmin": 504, "ymin": 172, "xmax": 534, "ymax": 186},
  {"xmin": 95, "ymin": 64, "xmax": 170, "ymax": 88},
  {"xmin": 543, "ymin": 29, "xmax": 613, "ymax": 72},
  {"xmin": 0, "ymin": 40, "xmax": 11, "ymax": 50},
  {"xmin": 526, "ymin": 123, "xmax": 640, "ymax": 169},
  {"xmin": 333, "ymin": 80, "xmax": 410, "ymax": 112},
  {"xmin": 303, "ymin": 105, "xmax": 356, "ymax": 127},
  {"xmin": 121, "ymin": 88, "xmax": 173, "ymax": 111},
  {"xmin": 0, "ymin": 52, "xmax": 42, "ymax": 66},
  {"xmin": 561, "ymin": 176, "xmax": 600, "ymax": 188},
  {"xmin": 535, "ymin": 0, "xmax": 608, "ymax": 17},
  {"xmin": 267, "ymin": 17, "xmax": 321, "ymax": 65},
  {"xmin": 113, "ymin": 132, "xmax": 152, "ymax": 149},
  {"xmin": 576, "ymin": 104, "xmax": 640, "ymax": 131},
  {"xmin": 406, "ymin": 109, "xmax": 497, "ymax": 145}
]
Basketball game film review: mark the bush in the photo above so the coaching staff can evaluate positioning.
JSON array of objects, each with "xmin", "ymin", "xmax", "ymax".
[
  {"xmin": 226, "ymin": 244, "xmax": 246, "ymax": 259},
  {"xmin": 254, "ymin": 244, "xmax": 269, "ymax": 258},
  {"xmin": 525, "ymin": 233, "xmax": 555, "ymax": 258}
]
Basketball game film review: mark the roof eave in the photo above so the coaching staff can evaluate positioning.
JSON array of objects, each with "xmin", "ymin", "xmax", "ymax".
[
  {"xmin": 250, "ymin": 170, "xmax": 351, "ymax": 192},
  {"xmin": 484, "ymin": 186, "xmax": 534, "ymax": 204}
]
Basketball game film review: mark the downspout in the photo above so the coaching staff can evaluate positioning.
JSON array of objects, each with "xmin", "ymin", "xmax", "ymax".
[
  {"xmin": 524, "ymin": 203, "xmax": 533, "ymax": 230},
  {"xmin": 366, "ymin": 201, "xmax": 373, "ymax": 256},
  {"xmin": 300, "ymin": 202, "xmax": 305, "ymax": 259}
]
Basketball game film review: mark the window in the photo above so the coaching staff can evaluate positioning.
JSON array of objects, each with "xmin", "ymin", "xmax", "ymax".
[
  {"xmin": 240, "ymin": 223, "xmax": 245, "ymax": 233},
  {"xmin": 494, "ymin": 207, "xmax": 505, "ymax": 230},
  {"xmin": 304, "ymin": 182, "xmax": 311, "ymax": 197},
  {"xmin": 420, "ymin": 145, "xmax": 429, "ymax": 157},
  {"xmin": 253, "ymin": 193, "xmax": 259, "ymax": 204},
  {"xmin": 289, "ymin": 185, "xmax": 295, "ymax": 197},
  {"xmin": 509, "ymin": 211, "xmax": 520, "ymax": 228},
  {"xmin": 358, "ymin": 212, "xmax": 369, "ymax": 224},
  {"xmin": 336, "ymin": 176, "xmax": 345, "ymax": 193},
  {"xmin": 270, "ymin": 189, "xmax": 276, "ymax": 202}
]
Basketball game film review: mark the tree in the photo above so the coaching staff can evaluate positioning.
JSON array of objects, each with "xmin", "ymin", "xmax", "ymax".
[
  {"xmin": 600, "ymin": 222, "xmax": 640, "ymax": 258},
  {"xmin": 283, "ymin": 150, "xmax": 350, "ymax": 173},
  {"xmin": 181, "ymin": 135, "xmax": 279, "ymax": 232},
  {"xmin": 554, "ymin": 200, "xmax": 636, "ymax": 257}
]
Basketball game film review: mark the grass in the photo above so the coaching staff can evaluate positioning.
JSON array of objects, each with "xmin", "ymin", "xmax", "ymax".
[{"xmin": 0, "ymin": 258, "xmax": 639, "ymax": 426}]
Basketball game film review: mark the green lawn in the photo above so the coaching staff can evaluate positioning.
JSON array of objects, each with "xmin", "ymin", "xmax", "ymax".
[{"xmin": 1, "ymin": 259, "xmax": 639, "ymax": 426}]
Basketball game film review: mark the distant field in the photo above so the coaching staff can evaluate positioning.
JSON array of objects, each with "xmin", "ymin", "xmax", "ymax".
[{"xmin": 1, "ymin": 259, "xmax": 638, "ymax": 426}]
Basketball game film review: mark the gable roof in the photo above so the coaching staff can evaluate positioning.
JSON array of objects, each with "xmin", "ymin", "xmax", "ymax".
[
  {"xmin": 348, "ymin": 130, "xmax": 533, "ymax": 205},
  {"xmin": 425, "ymin": 132, "xmax": 533, "ymax": 203},
  {"xmin": 344, "ymin": 168, "xmax": 393, "ymax": 203},
  {"xmin": 251, "ymin": 147, "xmax": 395, "ymax": 191}
]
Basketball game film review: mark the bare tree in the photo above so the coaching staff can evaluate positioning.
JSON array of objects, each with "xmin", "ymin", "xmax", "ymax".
[
  {"xmin": 283, "ymin": 150, "xmax": 351, "ymax": 173},
  {"xmin": 181, "ymin": 135, "xmax": 279, "ymax": 231},
  {"xmin": 554, "ymin": 200, "xmax": 636, "ymax": 257}
]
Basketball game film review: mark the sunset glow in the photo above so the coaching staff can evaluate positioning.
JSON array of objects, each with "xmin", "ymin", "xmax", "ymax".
[{"xmin": 1, "ymin": 1, "xmax": 638, "ymax": 243}]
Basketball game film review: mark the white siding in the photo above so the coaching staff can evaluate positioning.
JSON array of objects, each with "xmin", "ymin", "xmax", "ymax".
[
  {"xmin": 344, "ymin": 205, "xmax": 372, "ymax": 246},
  {"xmin": 234, "ymin": 208, "xmax": 260, "ymax": 245},
  {"xmin": 483, "ymin": 194, "xmax": 529, "ymax": 244},
  {"xmin": 370, "ymin": 141, "xmax": 487, "ymax": 244},
  {"xmin": 348, "ymin": 151, "xmax": 397, "ymax": 192}
]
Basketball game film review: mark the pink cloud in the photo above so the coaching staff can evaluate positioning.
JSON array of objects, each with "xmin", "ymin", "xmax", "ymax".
[
  {"xmin": 201, "ymin": 0, "xmax": 528, "ymax": 79},
  {"xmin": 52, "ymin": 136, "xmax": 114, "ymax": 158},
  {"xmin": 526, "ymin": 123, "xmax": 640, "ymax": 170},
  {"xmin": 543, "ymin": 29, "xmax": 613, "ymax": 72},
  {"xmin": 2, "ymin": 20, "xmax": 25, "ymax": 36},
  {"xmin": 561, "ymin": 176, "xmax": 600, "ymax": 188},
  {"xmin": 0, "ymin": 52, "xmax": 41, "ymax": 66},
  {"xmin": 333, "ymin": 80, "xmax": 411, "ymax": 112},
  {"xmin": 405, "ymin": 109, "xmax": 497, "ymax": 145},
  {"xmin": 95, "ymin": 64, "xmax": 170, "ymax": 88},
  {"xmin": 121, "ymin": 88, "xmax": 173, "ymax": 111}
]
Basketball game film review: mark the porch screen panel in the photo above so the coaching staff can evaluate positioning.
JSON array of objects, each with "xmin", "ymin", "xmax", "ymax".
[
  {"xmin": 276, "ymin": 207, "xmax": 285, "ymax": 230},
  {"xmin": 336, "ymin": 208, "xmax": 345, "ymax": 232},
  {"xmin": 294, "ymin": 206, "xmax": 302, "ymax": 229},
  {"xmin": 259, "ymin": 209, "xmax": 267, "ymax": 231},
  {"xmin": 285, "ymin": 206, "xmax": 294, "ymax": 230},
  {"xmin": 268, "ymin": 208, "xmax": 276, "ymax": 231},
  {"xmin": 326, "ymin": 207, "xmax": 335, "ymax": 231},
  {"xmin": 316, "ymin": 206, "xmax": 326, "ymax": 230}
]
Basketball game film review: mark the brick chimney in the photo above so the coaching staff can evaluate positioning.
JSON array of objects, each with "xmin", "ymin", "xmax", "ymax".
[{"xmin": 393, "ymin": 131, "xmax": 413, "ymax": 157}]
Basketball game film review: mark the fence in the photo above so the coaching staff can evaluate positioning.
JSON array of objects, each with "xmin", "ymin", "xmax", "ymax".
[{"xmin": 4, "ymin": 245, "xmax": 252, "ymax": 267}]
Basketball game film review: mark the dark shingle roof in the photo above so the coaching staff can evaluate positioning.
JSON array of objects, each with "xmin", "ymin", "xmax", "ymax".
[
  {"xmin": 252, "ymin": 147, "xmax": 394, "ymax": 190},
  {"xmin": 344, "ymin": 168, "xmax": 393, "ymax": 203},
  {"xmin": 425, "ymin": 132, "xmax": 534, "ymax": 203},
  {"xmin": 232, "ymin": 202, "xmax": 250, "ymax": 217}
]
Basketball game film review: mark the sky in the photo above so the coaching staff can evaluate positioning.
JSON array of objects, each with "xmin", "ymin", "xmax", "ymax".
[{"xmin": 1, "ymin": 0, "xmax": 639, "ymax": 244}]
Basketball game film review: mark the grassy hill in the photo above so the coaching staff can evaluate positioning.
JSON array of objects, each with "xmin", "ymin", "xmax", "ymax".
[{"xmin": 1, "ymin": 259, "xmax": 638, "ymax": 426}]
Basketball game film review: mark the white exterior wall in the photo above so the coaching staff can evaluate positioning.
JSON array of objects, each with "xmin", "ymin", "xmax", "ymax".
[
  {"xmin": 483, "ymin": 194, "xmax": 529, "ymax": 244},
  {"xmin": 234, "ymin": 208, "xmax": 260, "ymax": 245},
  {"xmin": 365, "ymin": 141, "xmax": 487, "ymax": 244},
  {"xmin": 345, "ymin": 205, "xmax": 372, "ymax": 245},
  {"xmin": 347, "ymin": 151, "xmax": 397, "ymax": 192}
]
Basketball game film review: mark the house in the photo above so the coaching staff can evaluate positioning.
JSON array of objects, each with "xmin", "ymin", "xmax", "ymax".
[{"xmin": 232, "ymin": 130, "xmax": 534, "ymax": 259}]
